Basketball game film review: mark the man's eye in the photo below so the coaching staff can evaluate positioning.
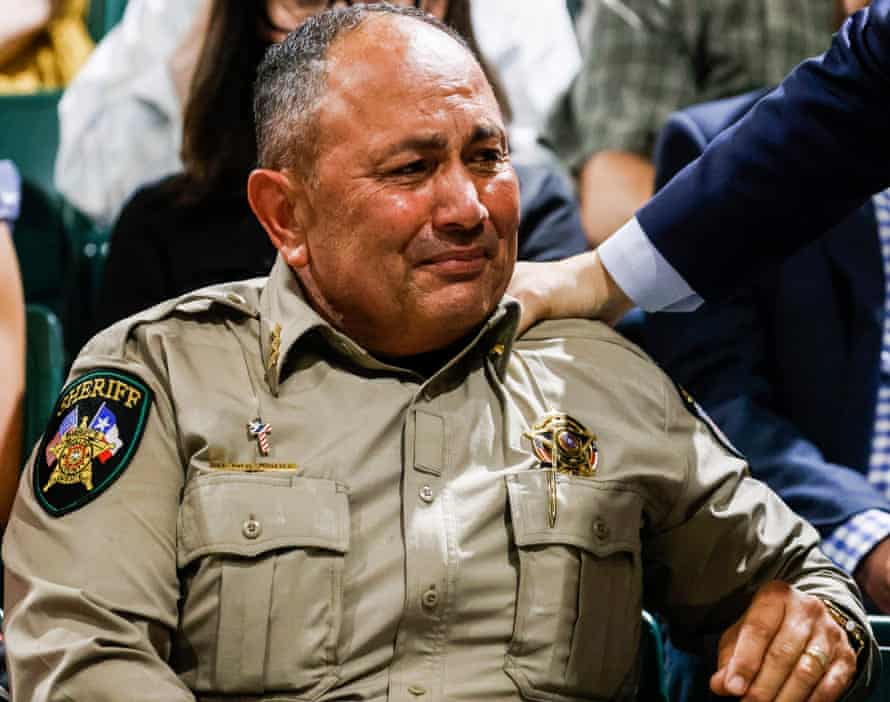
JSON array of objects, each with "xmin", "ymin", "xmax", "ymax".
[
  {"xmin": 472, "ymin": 149, "xmax": 507, "ymax": 166},
  {"xmin": 389, "ymin": 160, "xmax": 428, "ymax": 176}
]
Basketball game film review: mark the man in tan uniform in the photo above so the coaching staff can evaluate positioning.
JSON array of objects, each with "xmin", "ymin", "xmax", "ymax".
[{"xmin": 2, "ymin": 6, "xmax": 877, "ymax": 701}]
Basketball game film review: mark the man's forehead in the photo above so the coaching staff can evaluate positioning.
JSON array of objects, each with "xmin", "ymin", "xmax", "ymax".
[
  {"xmin": 314, "ymin": 13, "xmax": 502, "ymax": 157},
  {"xmin": 325, "ymin": 14, "xmax": 483, "ymax": 99}
]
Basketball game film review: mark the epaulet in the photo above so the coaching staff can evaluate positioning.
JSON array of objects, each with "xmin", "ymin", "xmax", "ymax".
[
  {"xmin": 674, "ymin": 382, "xmax": 746, "ymax": 460},
  {"xmin": 82, "ymin": 279, "xmax": 265, "ymax": 360}
]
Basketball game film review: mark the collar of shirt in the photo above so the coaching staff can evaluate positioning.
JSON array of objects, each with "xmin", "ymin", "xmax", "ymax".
[{"xmin": 259, "ymin": 254, "xmax": 520, "ymax": 395}]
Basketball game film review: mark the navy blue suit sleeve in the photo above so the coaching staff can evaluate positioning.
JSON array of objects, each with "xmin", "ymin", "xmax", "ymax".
[
  {"xmin": 643, "ymin": 290, "xmax": 890, "ymax": 537},
  {"xmin": 638, "ymin": 1, "xmax": 890, "ymax": 302}
]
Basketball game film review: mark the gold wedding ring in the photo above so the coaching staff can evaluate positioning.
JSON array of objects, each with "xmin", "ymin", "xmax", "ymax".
[{"xmin": 802, "ymin": 644, "xmax": 830, "ymax": 670}]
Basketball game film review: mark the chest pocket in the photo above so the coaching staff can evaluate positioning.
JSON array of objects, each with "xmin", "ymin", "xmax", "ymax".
[
  {"xmin": 176, "ymin": 472, "xmax": 349, "ymax": 697},
  {"xmin": 504, "ymin": 472, "xmax": 643, "ymax": 701}
]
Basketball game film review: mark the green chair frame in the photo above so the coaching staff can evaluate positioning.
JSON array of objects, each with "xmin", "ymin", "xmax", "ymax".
[
  {"xmin": 24, "ymin": 305, "xmax": 66, "ymax": 455},
  {"xmin": 640, "ymin": 610, "xmax": 670, "ymax": 701}
]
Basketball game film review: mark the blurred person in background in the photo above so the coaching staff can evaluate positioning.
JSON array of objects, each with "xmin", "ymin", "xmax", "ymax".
[
  {"xmin": 0, "ymin": 0, "xmax": 93, "ymax": 93},
  {"xmin": 91, "ymin": 0, "xmax": 588, "ymax": 334},
  {"xmin": 0, "ymin": 161, "xmax": 25, "ymax": 528},
  {"xmin": 55, "ymin": 0, "xmax": 579, "ymax": 229},
  {"xmin": 545, "ymin": 0, "xmax": 870, "ymax": 246}
]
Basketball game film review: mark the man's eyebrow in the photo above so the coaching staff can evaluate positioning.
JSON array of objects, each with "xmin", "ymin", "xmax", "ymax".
[
  {"xmin": 374, "ymin": 123, "xmax": 507, "ymax": 162},
  {"xmin": 375, "ymin": 134, "xmax": 450, "ymax": 161},
  {"xmin": 468, "ymin": 123, "xmax": 507, "ymax": 146}
]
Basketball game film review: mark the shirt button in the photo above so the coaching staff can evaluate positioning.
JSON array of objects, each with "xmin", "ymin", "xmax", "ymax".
[
  {"xmin": 422, "ymin": 587, "xmax": 439, "ymax": 608},
  {"xmin": 419, "ymin": 485, "xmax": 434, "ymax": 503},
  {"xmin": 592, "ymin": 518, "xmax": 609, "ymax": 539},
  {"xmin": 408, "ymin": 684, "xmax": 426, "ymax": 696},
  {"xmin": 242, "ymin": 517, "xmax": 262, "ymax": 539}
]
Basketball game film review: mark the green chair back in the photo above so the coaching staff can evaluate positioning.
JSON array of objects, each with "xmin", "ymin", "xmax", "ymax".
[
  {"xmin": 87, "ymin": 0, "xmax": 130, "ymax": 41},
  {"xmin": 566, "ymin": 0, "xmax": 584, "ymax": 22},
  {"xmin": 24, "ymin": 305, "xmax": 66, "ymax": 455},
  {"xmin": 0, "ymin": 88, "xmax": 110, "ymax": 355},
  {"xmin": 0, "ymin": 91, "xmax": 63, "ymax": 196}
]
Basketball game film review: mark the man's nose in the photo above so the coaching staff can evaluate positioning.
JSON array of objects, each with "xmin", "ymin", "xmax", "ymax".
[{"xmin": 432, "ymin": 165, "xmax": 489, "ymax": 234}]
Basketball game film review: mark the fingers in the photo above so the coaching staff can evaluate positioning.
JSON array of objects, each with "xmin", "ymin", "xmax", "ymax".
[
  {"xmin": 807, "ymin": 645, "xmax": 857, "ymax": 702},
  {"xmin": 743, "ymin": 592, "xmax": 826, "ymax": 701},
  {"xmin": 710, "ymin": 583, "xmax": 860, "ymax": 702},
  {"xmin": 773, "ymin": 635, "xmax": 836, "ymax": 702},
  {"xmin": 712, "ymin": 582, "xmax": 791, "ymax": 697}
]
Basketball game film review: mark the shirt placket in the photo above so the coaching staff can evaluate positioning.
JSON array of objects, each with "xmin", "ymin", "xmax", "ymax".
[{"xmin": 389, "ymin": 384, "xmax": 453, "ymax": 702}]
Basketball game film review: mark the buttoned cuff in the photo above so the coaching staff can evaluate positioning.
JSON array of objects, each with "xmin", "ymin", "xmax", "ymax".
[
  {"xmin": 597, "ymin": 217, "xmax": 703, "ymax": 313},
  {"xmin": 821, "ymin": 509, "xmax": 890, "ymax": 574},
  {"xmin": 0, "ymin": 161, "xmax": 21, "ymax": 224}
]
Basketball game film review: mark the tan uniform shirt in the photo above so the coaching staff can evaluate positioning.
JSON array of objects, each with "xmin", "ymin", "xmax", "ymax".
[{"xmin": 4, "ymin": 256, "xmax": 876, "ymax": 701}]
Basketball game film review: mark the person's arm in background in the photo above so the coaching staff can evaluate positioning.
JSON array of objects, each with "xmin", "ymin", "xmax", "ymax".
[
  {"xmin": 54, "ymin": 0, "xmax": 208, "ymax": 228},
  {"xmin": 0, "ymin": 0, "xmax": 52, "ymax": 65},
  {"xmin": 643, "ymin": 279, "xmax": 890, "ymax": 613},
  {"xmin": 543, "ymin": 0, "xmax": 691, "ymax": 246},
  {"xmin": 511, "ymin": 1, "xmax": 890, "ymax": 330},
  {"xmin": 0, "ymin": 161, "xmax": 24, "ymax": 527}
]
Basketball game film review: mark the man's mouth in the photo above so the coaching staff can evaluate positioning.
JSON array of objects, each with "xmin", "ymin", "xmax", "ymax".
[{"xmin": 418, "ymin": 247, "xmax": 490, "ymax": 277}]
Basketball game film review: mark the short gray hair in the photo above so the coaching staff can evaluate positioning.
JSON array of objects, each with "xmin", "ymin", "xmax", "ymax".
[{"xmin": 253, "ymin": 3, "xmax": 468, "ymax": 180}]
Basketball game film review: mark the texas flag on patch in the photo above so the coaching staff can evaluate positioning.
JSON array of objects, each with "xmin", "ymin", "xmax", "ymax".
[
  {"xmin": 44, "ymin": 407, "xmax": 78, "ymax": 467},
  {"xmin": 89, "ymin": 402, "xmax": 124, "ymax": 463}
]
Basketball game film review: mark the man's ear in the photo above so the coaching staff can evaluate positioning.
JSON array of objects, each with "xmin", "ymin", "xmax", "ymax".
[{"xmin": 248, "ymin": 168, "xmax": 310, "ymax": 269}]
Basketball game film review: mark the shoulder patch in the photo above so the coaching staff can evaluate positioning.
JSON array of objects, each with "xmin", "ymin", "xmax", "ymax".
[
  {"xmin": 675, "ymin": 383, "xmax": 746, "ymax": 461},
  {"xmin": 34, "ymin": 369, "xmax": 154, "ymax": 517}
]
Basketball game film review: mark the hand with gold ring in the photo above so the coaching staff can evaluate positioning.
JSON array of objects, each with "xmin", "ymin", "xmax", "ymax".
[
  {"xmin": 709, "ymin": 581, "xmax": 860, "ymax": 701},
  {"xmin": 802, "ymin": 644, "xmax": 830, "ymax": 671}
]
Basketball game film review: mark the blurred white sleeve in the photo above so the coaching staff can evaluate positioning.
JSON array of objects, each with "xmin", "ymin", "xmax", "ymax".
[
  {"xmin": 54, "ymin": 0, "xmax": 201, "ymax": 228},
  {"xmin": 470, "ymin": 0, "xmax": 581, "ymax": 158}
]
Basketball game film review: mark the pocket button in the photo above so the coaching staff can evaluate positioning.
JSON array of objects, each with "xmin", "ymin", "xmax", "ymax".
[
  {"xmin": 242, "ymin": 517, "xmax": 262, "ymax": 539},
  {"xmin": 593, "ymin": 518, "xmax": 609, "ymax": 540},
  {"xmin": 421, "ymin": 587, "xmax": 439, "ymax": 608}
]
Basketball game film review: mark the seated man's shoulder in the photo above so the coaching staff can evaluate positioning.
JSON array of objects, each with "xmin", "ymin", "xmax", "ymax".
[
  {"xmin": 514, "ymin": 318, "xmax": 671, "ymax": 418},
  {"xmin": 81, "ymin": 278, "xmax": 266, "ymax": 362},
  {"xmin": 516, "ymin": 318, "xmax": 656, "ymax": 375}
]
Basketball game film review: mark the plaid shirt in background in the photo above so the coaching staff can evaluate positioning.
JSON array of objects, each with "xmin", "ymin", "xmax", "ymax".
[
  {"xmin": 544, "ymin": 0, "xmax": 836, "ymax": 173},
  {"xmin": 822, "ymin": 190, "xmax": 890, "ymax": 575}
]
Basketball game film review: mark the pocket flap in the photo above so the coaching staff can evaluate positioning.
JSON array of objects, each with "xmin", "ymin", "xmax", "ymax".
[
  {"xmin": 178, "ymin": 474, "xmax": 349, "ymax": 567},
  {"xmin": 506, "ymin": 471, "xmax": 641, "ymax": 556}
]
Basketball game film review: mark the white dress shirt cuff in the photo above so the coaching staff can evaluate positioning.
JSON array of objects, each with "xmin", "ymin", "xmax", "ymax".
[
  {"xmin": 597, "ymin": 217, "xmax": 704, "ymax": 313},
  {"xmin": 821, "ymin": 509, "xmax": 890, "ymax": 575}
]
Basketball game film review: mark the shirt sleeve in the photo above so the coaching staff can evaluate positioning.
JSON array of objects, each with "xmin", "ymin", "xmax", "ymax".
[
  {"xmin": 821, "ymin": 509, "xmax": 890, "ymax": 574},
  {"xmin": 0, "ymin": 160, "xmax": 21, "ymax": 224},
  {"xmin": 53, "ymin": 0, "xmax": 201, "ymax": 228},
  {"xmin": 647, "ymin": 375, "xmax": 878, "ymax": 692},
  {"xmin": 3, "ymin": 347, "xmax": 196, "ymax": 700},
  {"xmin": 597, "ymin": 216, "xmax": 703, "ymax": 312},
  {"xmin": 543, "ymin": 0, "xmax": 694, "ymax": 173}
]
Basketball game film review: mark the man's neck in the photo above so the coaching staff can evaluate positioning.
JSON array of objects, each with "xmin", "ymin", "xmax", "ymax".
[{"xmin": 377, "ymin": 330, "xmax": 479, "ymax": 379}]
